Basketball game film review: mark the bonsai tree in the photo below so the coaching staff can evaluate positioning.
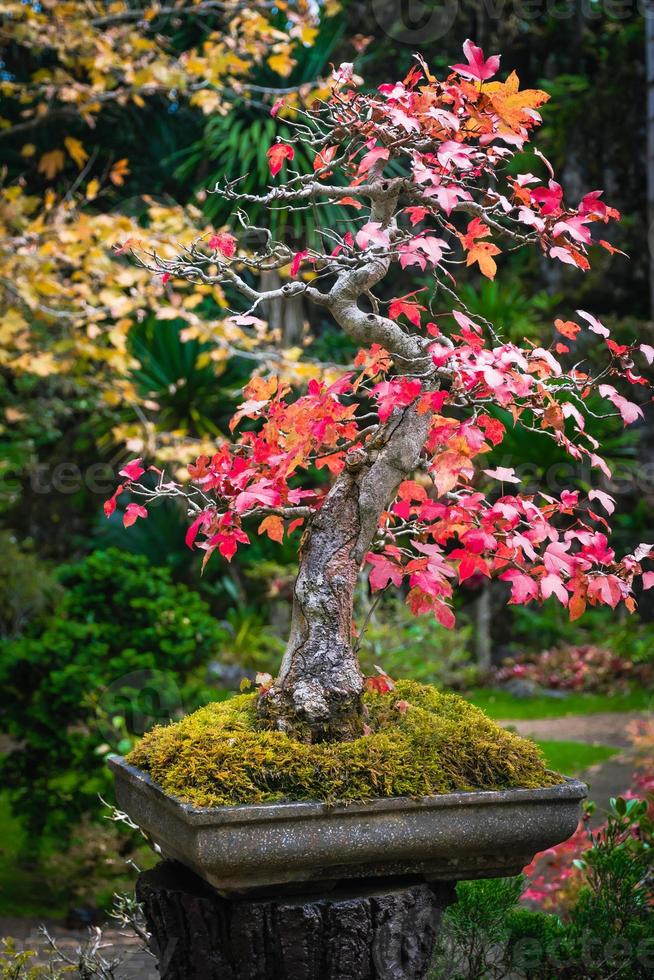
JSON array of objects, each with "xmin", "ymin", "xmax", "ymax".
[{"xmin": 108, "ymin": 41, "xmax": 653, "ymax": 742}]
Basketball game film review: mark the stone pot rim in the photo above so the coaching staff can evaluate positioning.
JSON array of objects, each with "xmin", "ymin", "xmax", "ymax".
[{"xmin": 108, "ymin": 754, "xmax": 587, "ymax": 825}]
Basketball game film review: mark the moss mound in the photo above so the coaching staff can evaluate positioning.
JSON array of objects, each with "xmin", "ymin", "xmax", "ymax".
[{"xmin": 126, "ymin": 681, "xmax": 562, "ymax": 808}]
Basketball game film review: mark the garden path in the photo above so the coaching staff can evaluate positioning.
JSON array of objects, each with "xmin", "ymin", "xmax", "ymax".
[
  {"xmin": 500, "ymin": 710, "xmax": 648, "ymax": 748},
  {"xmin": 503, "ymin": 710, "xmax": 651, "ymax": 826}
]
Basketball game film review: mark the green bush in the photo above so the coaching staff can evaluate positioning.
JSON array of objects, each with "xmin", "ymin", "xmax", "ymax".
[
  {"xmin": 431, "ymin": 797, "xmax": 654, "ymax": 979},
  {"xmin": 0, "ymin": 548, "xmax": 228, "ymax": 845},
  {"xmin": 0, "ymin": 940, "xmax": 72, "ymax": 979}
]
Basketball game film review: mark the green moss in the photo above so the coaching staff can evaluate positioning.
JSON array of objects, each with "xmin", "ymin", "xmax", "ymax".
[{"xmin": 126, "ymin": 681, "xmax": 562, "ymax": 808}]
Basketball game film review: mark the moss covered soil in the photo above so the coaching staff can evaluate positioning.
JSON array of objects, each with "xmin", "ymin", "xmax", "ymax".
[{"xmin": 127, "ymin": 680, "xmax": 563, "ymax": 808}]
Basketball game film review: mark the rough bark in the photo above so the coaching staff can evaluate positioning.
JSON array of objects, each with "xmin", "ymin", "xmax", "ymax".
[
  {"xmin": 258, "ymin": 179, "xmax": 437, "ymax": 741},
  {"xmin": 259, "ymin": 399, "xmax": 433, "ymax": 741},
  {"xmin": 137, "ymin": 861, "xmax": 453, "ymax": 980}
]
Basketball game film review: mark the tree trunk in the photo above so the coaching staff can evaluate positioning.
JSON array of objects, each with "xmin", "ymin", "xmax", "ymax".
[{"xmin": 259, "ymin": 402, "xmax": 433, "ymax": 741}]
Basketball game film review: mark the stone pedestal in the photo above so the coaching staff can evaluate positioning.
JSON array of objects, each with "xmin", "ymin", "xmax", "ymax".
[{"xmin": 137, "ymin": 861, "xmax": 455, "ymax": 980}]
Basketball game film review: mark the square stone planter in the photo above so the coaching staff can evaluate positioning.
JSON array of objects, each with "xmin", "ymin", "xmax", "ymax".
[{"xmin": 109, "ymin": 755, "xmax": 586, "ymax": 895}]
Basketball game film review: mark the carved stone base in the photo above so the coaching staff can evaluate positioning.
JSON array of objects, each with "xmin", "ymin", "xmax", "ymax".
[{"xmin": 136, "ymin": 861, "xmax": 455, "ymax": 980}]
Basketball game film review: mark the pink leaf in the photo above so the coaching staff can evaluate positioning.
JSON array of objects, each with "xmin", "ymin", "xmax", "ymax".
[
  {"xmin": 366, "ymin": 552, "xmax": 404, "ymax": 591},
  {"xmin": 355, "ymin": 221, "xmax": 391, "ymax": 249},
  {"xmin": 357, "ymin": 146, "xmax": 389, "ymax": 176},
  {"xmin": 482, "ymin": 466, "xmax": 521, "ymax": 484},
  {"xmin": 588, "ymin": 489, "xmax": 615, "ymax": 515},
  {"xmin": 119, "ymin": 458, "xmax": 145, "ymax": 481},
  {"xmin": 541, "ymin": 574, "xmax": 569, "ymax": 605},
  {"xmin": 500, "ymin": 570, "xmax": 539, "ymax": 605},
  {"xmin": 372, "ymin": 378, "xmax": 422, "ymax": 422},
  {"xmin": 640, "ymin": 344, "xmax": 654, "ymax": 365},
  {"xmin": 450, "ymin": 39, "xmax": 501, "ymax": 82},
  {"xmin": 234, "ymin": 480, "xmax": 280, "ymax": 514},
  {"xmin": 208, "ymin": 232, "xmax": 237, "ymax": 258},
  {"xmin": 599, "ymin": 384, "xmax": 644, "ymax": 425},
  {"xmin": 576, "ymin": 310, "xmax": 610, "ymax": 338}
]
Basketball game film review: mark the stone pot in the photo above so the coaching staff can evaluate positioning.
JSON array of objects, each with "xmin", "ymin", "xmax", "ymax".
[{"xmin": 109, "ymin": 755, "xmax": 586, "ymax": 895}]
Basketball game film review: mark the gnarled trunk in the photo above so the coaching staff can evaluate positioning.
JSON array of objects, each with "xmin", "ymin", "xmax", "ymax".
[{"xmin": 259, "ymin": 402, "xmax": 433, "ymax": 741}]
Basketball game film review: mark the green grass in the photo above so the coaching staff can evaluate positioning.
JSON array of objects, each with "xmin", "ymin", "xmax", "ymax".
[
  {"xmin": 534, "ymin": 740, "xmax": 619, "ymax": 777},
  {"xmin": 467, "ymin": 688, "xmax": 654, "ymax": 720}
]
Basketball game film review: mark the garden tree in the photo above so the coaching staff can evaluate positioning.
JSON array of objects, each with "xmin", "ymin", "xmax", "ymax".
[
  {"xmin": 0, "ymin": 0, "xmax": 322, "ymax": 141},
  {"xmin": 109, "ymin": 42, "xmax": 654, "ymax": 741},
  {"xmin": 0, "ymin": 0, "xmax": 332, "ymax": 523}
]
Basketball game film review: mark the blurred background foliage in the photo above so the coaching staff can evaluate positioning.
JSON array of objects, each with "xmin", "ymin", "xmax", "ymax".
[{"xmin": 0, "ymin": 0, "xmax": 653, "ymax": 921}]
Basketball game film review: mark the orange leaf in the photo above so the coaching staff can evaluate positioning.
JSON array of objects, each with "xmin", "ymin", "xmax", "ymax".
[
  {"xmin": 338, "ymin": 196, "xmax": 363, "ymax": 209},
  {"xmin": 38, "ymin": 149, "xmax": 65, "ymax": 180},
  {"xmin": 542, "ymin": 402, "xmax": 565, "ymax": 432},
  {"xmin": 110, "ymin": 158, "xmax": 130, "ymax": 186},
  {"xmin": 258, "ymin": 514, "xmax": 284, "ymax": 543},
  {"xmin": 554, "ymin": 318, "xmax": 581, "ymax": 340},
  {"xmin": 569, "ymin": 592, "xmax": 586, "ymax": 622},
  {"xmin": 431, "ymin": 450, "xmax": 475, "ymax": 496},
  {"xmin": 466, "ymin": 242, "xmax": 501, "ymax": 279}
]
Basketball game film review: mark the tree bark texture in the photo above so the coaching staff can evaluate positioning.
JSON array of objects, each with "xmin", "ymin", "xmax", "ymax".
[
  {"xmin": 137, "ymin": 861, "xmax": 453, "ymax": 980},
  {"xmin": 259, "ymin": 399, "xmax": 433, "ymax": 741},
  {"xmin": 258, "ymin": 180, "xmax": 438, "ymax": 741}
]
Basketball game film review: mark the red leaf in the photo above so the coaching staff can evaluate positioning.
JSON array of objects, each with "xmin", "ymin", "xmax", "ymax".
[
  {"xmin": 209, "ymin": 232, "xmax": 237, "ymax": 258},
  {"xmin": 267, "ymin": 143, "xmax": 294, "ymax": 177},
  {"xmin": 357, "ymin": 146, "xmax": 389, "ymax": 176},
  {"xmin": 291, "ymin": 249, "xmax": 309, "ymax": 277},
  {"xmin": 123, "ymin": 503, "xmax": 148, "ymax": 528},
  {"xmin": 364, "ymin": 670, "xmax": 395, "ymax": 694},
  {"xmin": 103, "ymin": 484, "xmax": 124, "ymax": 518},
  {"xmin": 388, "ymin": 293, "xmax": 426, "ymax": 327}
]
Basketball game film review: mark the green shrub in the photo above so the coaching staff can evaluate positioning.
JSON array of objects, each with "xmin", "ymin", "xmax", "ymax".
[
  {"xmin": 0, "ymin": 940, "xmax": 72, "ymax": 979},
  {"xmin": 0, "ymin": 548, "xmax": 228, "ymax": 845},
  {"xmin": 432, "ymin": 797, "xmax": 654, "ymax": 979}
]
